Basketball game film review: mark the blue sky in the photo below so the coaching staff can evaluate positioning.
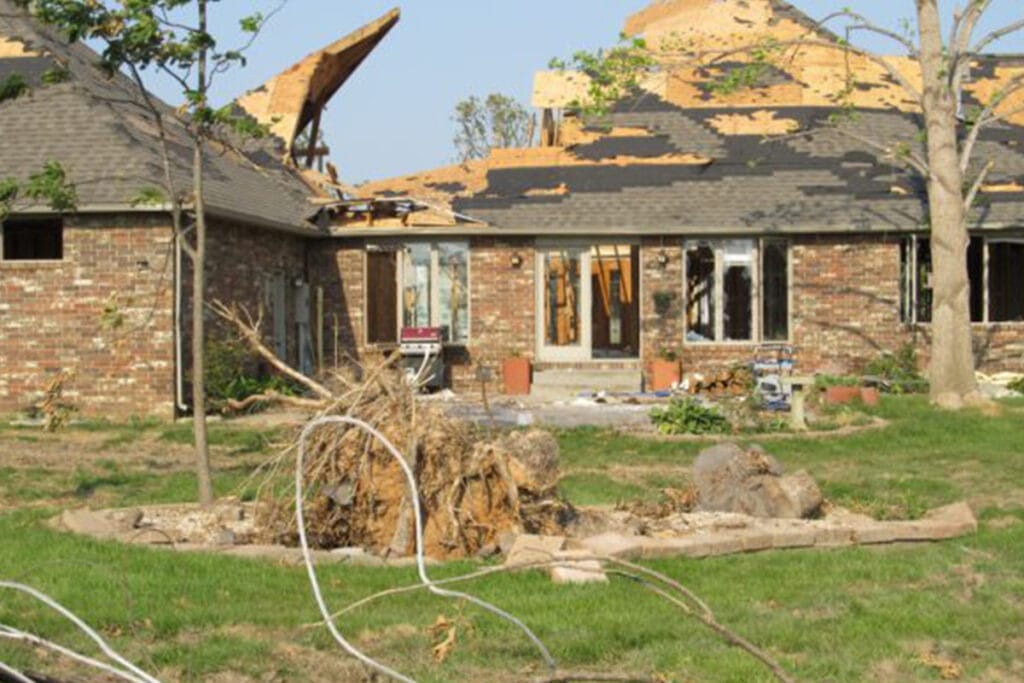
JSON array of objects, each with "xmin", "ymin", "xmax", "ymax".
[{"xmin": 144, "ymin": 1, "xmax": 1024, "ymax": 183}]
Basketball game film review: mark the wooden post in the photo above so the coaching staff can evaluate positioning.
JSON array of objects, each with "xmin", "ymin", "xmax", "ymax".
[{"xmin": 305, "ymin": 109, "xmax": 322, "ymax": 169}]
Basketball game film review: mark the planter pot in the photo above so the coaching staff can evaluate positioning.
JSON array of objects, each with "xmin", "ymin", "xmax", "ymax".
[
  {"xmin": 502, "ymin": 357, "xmax": 532, "ymax": 396},
  {"xmin": 824, "ymin": 386, "xmax": 861, "ymax": 405},
  {"xmin": 649, "ymin": 360, "xmax": 681, "ymax": 392},
  {"xmin": 860, "ymin": 387, "xmax": 881, "ymax": 407}
]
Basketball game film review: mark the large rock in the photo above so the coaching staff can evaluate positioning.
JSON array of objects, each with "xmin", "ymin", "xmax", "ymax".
[{"xmin": 692, "ymin": 443, "xmax": 823, "ymax": 519}]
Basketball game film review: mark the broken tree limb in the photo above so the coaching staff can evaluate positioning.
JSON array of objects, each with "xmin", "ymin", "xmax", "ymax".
[
  {"xmin": 224, "ymin": 391, "xmax": 329, "ymax": 414},
  {"xmin": 209, "ymin": 300, "xmax": 333, "ymax": 400}
]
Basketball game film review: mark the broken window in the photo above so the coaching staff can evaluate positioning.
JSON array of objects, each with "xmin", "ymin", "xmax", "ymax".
[
  {"xmin": 367, "ymin": 241, "xmax": 470, "ymax": 344},
  {"xmin": 989, "ymin": 240, "xmax": 1024, "ymax": 322},
  {"xmin": 685, "ymin": 244, "xmax": 715, "ymax": 342},
  {"xmin": 685, "ymin": 239, "xmax": 785, "ymax": 343},
  {"xmin": 1, "ymin": 219, "xmax": 63, "ymax": 261},
  {"xmin": 901, "ymin": 235, "xmax": 1020, "ymax": 324},
  {"xmin": 762, "ymin": 240, "xmax": 789, "ymax": 341}
]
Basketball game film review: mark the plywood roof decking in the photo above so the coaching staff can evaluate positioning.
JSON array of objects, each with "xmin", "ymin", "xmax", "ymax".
[
  {"xmin": 237, "ymin": 8, "xmax": 400, "ymax": 151},
  {"xmin": 352, "ymin": 0, "xmax": 1024, "ymax": 236}
]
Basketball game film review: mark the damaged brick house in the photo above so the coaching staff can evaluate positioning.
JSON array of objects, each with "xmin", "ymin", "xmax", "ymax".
[
  {"xmin": 0, "ymin": 1, "xmax": 399, "ymax": 416},
  {"xmin": 319, "ymin": 0, "xmax": 1024, "ymax": 395}
]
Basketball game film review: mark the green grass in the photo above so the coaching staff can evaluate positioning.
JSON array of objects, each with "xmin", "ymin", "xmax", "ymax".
[{"xmin": 1, "ymin": 397, "xmax": 1023, "ymax": 681}]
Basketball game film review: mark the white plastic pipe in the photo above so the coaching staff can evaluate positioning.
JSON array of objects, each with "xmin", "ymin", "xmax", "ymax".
[{"xmin": 296, "ymin": 416, "xmax": 556, "ymax": 683}]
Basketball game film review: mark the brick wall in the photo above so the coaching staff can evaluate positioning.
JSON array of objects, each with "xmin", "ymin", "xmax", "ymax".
[
  {"xmin": 0, "ymin": 214, "xmax": 176, "ymax": 416},
  {"xmin": 306, "ymin": 233, "xmax": 1024, "ymax": 395}
]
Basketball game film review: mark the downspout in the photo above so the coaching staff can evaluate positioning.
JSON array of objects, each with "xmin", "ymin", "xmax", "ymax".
[{"xmin": 174, "ymin": 227, "xmax": 188, "ymax": 416}]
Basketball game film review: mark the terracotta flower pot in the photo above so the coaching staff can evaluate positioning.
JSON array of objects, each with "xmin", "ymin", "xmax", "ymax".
[
  {"xmin": 649, "ymin": 359, "xmax": 681, "ymax": 392},
  {"xmin": 502, "ymin": 357, "xmax": 532, "ymax": 396},
  {"xmin": 824, "ymin": 385, "xmax": 861, "ymax": 405},
  {"xmin": 859, "ymin": 387, "xmax": 881, "ymax": 407}
]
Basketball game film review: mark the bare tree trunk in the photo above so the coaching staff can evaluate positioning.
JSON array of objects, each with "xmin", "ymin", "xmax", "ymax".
[
  {"xmin": 192, "ymin": 0, "xmax": 214, "ymax": 506},
  {"xmin": 917, "ymin": 0, "xmax": 978, "ymax": 409}
]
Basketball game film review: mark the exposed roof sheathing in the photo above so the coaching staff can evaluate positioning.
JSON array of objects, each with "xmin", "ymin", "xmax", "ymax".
[
  {"xmin": 237, "ymin": 9, "xmax": 399, "ymax": 151},
  {"xmin": 355, "ymin": 0, "xmax": 1024, "ymax": 236},
  {"xmin": 0, "ymin": 0, "xmax": 320, "ymax": 233}
]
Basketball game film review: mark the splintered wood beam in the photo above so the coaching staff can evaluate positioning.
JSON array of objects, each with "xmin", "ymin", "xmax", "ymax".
[{"xmin": 305, "ymin": 108, "xmax": 323, "ymax": 169}]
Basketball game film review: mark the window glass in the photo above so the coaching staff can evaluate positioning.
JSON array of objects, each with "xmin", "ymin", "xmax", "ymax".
[
  {"xmin": 438, "ymin": 242, "xmax": 469, "ymax": 343},
  {"xmin": 2, "ymin": 220, "xmax": 63, "ymax": 261},
  {"xmin": 762, "ymin": 240, "xmax": 789, "ymax": 341},
  {"xmin": 722, "ymin": 240, "xmax": 754, "ymax": 341},
  {"xmin": 686, "ymin": 244, "xmax": 715, "ymax": 342},
  {"xmin": 402, "ymin": 243, "xmax": 432, "ymax": 329},
  {"xmin": 989, "ymin": 241, "xmax": 1024, "ymax": 322}
]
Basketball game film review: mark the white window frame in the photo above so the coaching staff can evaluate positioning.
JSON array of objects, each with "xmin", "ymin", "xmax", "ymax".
[
  {"xmin": 902, "ymin": 233, "xmax": 1024, "ymax": 326},
  {"xmin": 366, "ymin": 240, "xmax": 471, "ymax": 345},
  {"xmin": 683, "ymin": 238, "xmax": 791, "ymax": 345}
]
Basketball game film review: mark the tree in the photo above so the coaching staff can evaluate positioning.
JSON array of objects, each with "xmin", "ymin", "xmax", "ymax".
[
  {"xmin": 453, "ymin": 93, "xmax": 533, "ymax": 161},
  {"xmin": 556, "ymin": 3, "xmax": 1024, "ymax": 410},
  {"xmin": 27, "ymin": 0, "xmax": 282, "ymax": 504}
]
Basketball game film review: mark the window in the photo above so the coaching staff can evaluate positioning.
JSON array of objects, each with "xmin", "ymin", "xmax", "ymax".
[
  {"xmin": 901, "ymin": 235, "xmax": 1024, "ymax": 324},
  {"xmin": 1, "ymin": 219, "xmax": 63, "ymax": 261},
  {"xmin": 684, "ymin": 239, "xmax": 789, "ymax": 343},
  {"xmin": 366, "ymin": 241, "xmax": 470, "ymax": 344}
]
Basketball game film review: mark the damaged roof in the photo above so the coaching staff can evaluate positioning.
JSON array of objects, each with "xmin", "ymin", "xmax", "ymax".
[
  {"xmin": 355, "ymin": 0, "xmax": 1024, "ymax": 236},
  {"xmin": 237, "ymin": 8, "xmax": 400, "ymax": 154},
  {"xmin": 0, "ymin": 0, "xmax": 321, "ymax": 235}
]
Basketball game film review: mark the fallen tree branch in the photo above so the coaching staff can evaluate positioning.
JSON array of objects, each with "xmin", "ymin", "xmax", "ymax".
[
  {"xmin": 209, "ymin": 300, "xmax": 332, "ymax": 400},
  {"xmin": 530, "ymin": 673, "xmax": 661, "ymax": 683},
  {"xmin": 224, "ymin": 391, "xmax": 328, "ymax": 414}
]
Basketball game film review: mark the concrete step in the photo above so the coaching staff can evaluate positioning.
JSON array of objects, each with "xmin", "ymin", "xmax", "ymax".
[{"xmin": 531, "ymin": 368, "xmax": 644, "ymax": 401}]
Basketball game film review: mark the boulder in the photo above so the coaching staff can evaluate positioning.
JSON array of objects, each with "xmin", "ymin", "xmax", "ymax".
[
  {"xmin": 503, "ymin": 534, "xmax": 567, "ymax": 568},
  {"xmin": 692, "ymin": 443, "xmax": 823, "ymax": 519}
]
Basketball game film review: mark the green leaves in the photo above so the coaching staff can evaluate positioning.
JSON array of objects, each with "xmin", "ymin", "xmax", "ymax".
[
  {"xmin": 550, "ymin": 34, "xmax": 655, "ymax": 117},
  {"xmin": 130, "ymin": 186, "xmax": 167, "ymax": 207},
  {"xmin": 0, "ymin": 73, "xmax": 29, "ymax": 103},
  {"xmin": 650, "ymin": 398, "xmax": 730, "ymax": 436},
  {"xmin": 0, "ymin": 162, "xmax": 77, "ymax": 220},
  {"xmin": 24, "ymin": 161, "xmax": 78, "ymax": 213}
]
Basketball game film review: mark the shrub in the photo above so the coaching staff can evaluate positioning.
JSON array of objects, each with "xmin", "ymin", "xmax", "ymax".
[
  {"xmin": 1009, "ymin": 377, "xmax": 1024, "ymax": 395},
  {"xmin": 865, "ymin": 344, "xmax": 929, "ymax": 394},
  {"xmin": 205, "ymin": 338, "xmax": 300, "ymax": 412},
  {"xmin": 650, "ymin": 398, "xmax": 730, "ymax": 435}
]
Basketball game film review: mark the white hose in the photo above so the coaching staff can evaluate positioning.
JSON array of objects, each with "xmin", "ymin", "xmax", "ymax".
[
  {"xmin": 0, "ymin": 660, "xmax": 34, "ymax": 683},
  {"xmin": 0, "ymin": 582, "xmax": 161, "ymax": 683},
  {"xmin": 296, "ymin": 416, "xmax": 557, "ymax": 683}
]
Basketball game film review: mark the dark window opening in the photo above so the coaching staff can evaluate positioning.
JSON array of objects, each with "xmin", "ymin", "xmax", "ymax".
[
  {"xmin": 366, "ymin": 250, "xmax": 398, "ymax": 344},
  {"xmin": 762, "ymin": 241, "xmax": 789, "ymax": 341},
  {"xmin": 2, "ymin": 219, "xmax": 63, "ymax": 261},
  {"xmin": 916, "ymin": 238, "xmax": 933, "ymax": 324},
  {"xmin": 968, "ymin": 237, "xmax": 984, "ymax": 323},
  {"xmin": 723, "ymin": 264, "xmax": 752, "ymax": 341},
  {"xmin": 685, "ymin": 245, "xmax": 715, "ymax": 342},
  {"xmin": 989, "ymin": 241, "xmax": 1024, "ymax": 322}
]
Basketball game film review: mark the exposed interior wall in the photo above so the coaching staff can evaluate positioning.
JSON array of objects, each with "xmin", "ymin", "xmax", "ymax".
[{"xmin": 0, "ymin": 214, "xmax": 176, "ymax": 417}]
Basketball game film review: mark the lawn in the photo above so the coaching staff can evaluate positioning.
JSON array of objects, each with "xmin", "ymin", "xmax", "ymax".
[{"xmin": 1, "ymin": 398, "xmax": 1023, "ymax": 682}]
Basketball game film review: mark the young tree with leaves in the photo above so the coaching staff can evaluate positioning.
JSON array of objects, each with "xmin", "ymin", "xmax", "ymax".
[
  {"xmin": 453, "ymin": 93, "xmax": 533, "ymax": 161},
  {"xmin": 557, "ymin": 4, "xmax": 1024, "ymax": 410},
  {"xmin": 27, "ymin": 0, "xmax": 282, "ymax": 504}
]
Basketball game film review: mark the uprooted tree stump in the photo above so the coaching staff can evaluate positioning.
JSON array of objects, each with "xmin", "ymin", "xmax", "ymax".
[{"xmin": 211, "ymin": 300, "xmax": 575, "ymax": 559}]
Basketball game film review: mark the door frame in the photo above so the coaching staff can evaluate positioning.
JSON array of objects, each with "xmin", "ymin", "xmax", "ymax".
[{"xmin": 535, "ymin": 239, "xmax": 641, "ymax": 362}]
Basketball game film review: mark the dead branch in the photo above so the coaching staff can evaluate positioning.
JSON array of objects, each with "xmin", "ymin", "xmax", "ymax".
[
  {"xmin": 224, "ymin": 391, "xmax": 328, "ymax": 414},
  {"xmin": 209, "ymin": 299, "xmax": 333, "ymax": 400},
  {"xmin": 964, "ymin": 159, "xmax": 996, "ymax": 214}
]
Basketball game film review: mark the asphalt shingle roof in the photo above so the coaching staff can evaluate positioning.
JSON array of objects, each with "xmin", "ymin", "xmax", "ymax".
[
  {"xmin": 0, "ymin": 0, "xmax": 321, "ymax": 235},
  {"xmin": 450, "ymin": 97, "xmax": 1024, "ymax": 234}
]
